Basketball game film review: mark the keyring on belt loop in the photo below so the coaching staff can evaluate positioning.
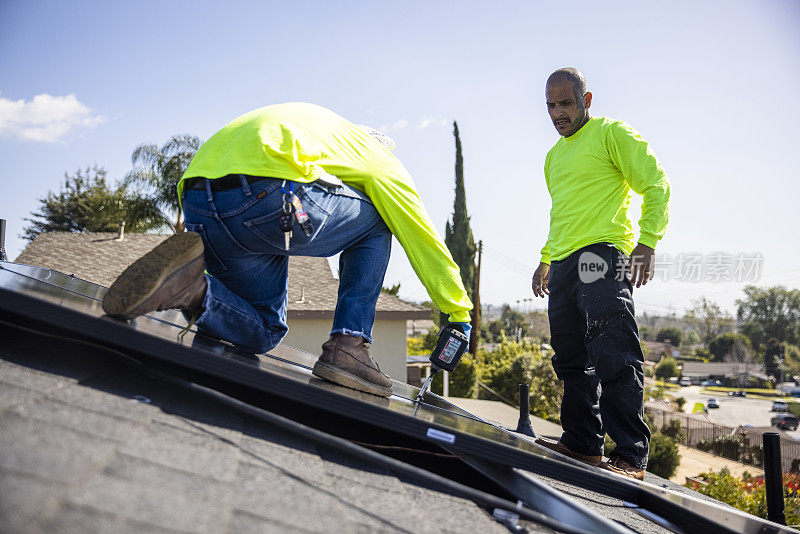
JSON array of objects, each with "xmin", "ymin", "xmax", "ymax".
[{"xmin": 281, "ymin": 180, "xmax": 294, "ymax": 211}]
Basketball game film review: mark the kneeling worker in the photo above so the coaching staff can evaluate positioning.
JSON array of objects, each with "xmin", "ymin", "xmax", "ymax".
[{"xmin": 103, "ymin": 102, "xmax": 472, "ymax": 397}]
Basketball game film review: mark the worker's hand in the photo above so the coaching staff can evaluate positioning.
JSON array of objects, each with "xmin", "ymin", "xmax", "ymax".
[
  {"xmin": 628, "ymin": 243, "xmax": 655, "ymax": 288},
  {"xmin": 448, "ymin": 322, "xmax": 472, "ymax": 343},
  {"xmin": 531, "ymin": 262, "xmax": 550, "ymax": 297}
]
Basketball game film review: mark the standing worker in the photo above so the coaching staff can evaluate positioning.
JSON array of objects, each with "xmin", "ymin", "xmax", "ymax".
[
  {"xmin": 531, "ymin": 68, "xmax": 671, "ymax": 480},
  {"xmin": 103, "ymin": 102, "xmax": 472, "ymax": 397}
]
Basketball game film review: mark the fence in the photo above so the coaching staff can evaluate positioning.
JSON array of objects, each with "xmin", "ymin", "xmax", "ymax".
[{"xmin": 646, "ymin": 406, "xmax": 800, "ymax": 473}]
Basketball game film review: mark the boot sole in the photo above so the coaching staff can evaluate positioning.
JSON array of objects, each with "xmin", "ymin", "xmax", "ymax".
[
  {"xmin": 600, "ymin": 463, "xmax": 645, "ymax": 480},
  {"xmin": 311, "ymin": 361, "xmax": 393, "ymax": 398},
  {"xmin": 102, "ymin": 232, "xmax": 205, "ymax": 319},
  {"xmin": 534, "ymin": 438, "xmax": 602, "ymax": 466}
]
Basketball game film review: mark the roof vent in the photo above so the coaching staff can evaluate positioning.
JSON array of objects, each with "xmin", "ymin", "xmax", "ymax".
[
  {"xmin": 295, "ymin": 287, "xmax": 306, "ymax": 304},
  {"xmin": 115, "ymin": 221, "xmax": 125, "ymax": 241}
]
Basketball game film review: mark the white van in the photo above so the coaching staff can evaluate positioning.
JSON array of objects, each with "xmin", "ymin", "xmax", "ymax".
[{"xmin": 679, "ymin": 377, "xmax": 692, "ymax": 387}]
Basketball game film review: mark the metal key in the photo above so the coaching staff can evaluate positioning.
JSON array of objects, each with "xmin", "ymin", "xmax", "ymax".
[{"xmin": 279, "ymin": 199, "xmax": 294, "ymax": 250}]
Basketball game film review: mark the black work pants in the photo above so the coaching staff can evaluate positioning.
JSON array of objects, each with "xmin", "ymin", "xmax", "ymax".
[{"xmin": 548, "ymin": 243, "xmax": 650, "ymax": 468}]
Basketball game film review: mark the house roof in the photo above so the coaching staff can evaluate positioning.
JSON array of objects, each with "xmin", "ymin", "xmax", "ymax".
[
  {"xmin": 15, "ymin": 231, "xmax": 428, "ymax": 318},
  {"xmin": 0, "ymin": 328, "xmax": 511, "ymax": 533},
  {"xmin": 682, "ymin": 361, "xmax": 767, "ymax": 378}
]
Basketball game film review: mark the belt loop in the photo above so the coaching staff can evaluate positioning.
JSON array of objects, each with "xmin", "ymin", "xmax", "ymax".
[
  {"xmin": 240, "ymin": 174, "xmax": 252, "ymax": 196},
  {"xmin": 204, "ymin": 179, "xmax": 213, "ymax": 202}
]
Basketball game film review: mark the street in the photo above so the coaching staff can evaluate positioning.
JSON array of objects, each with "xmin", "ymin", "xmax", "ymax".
[{"xmin": 663, "ymin": 386, "xmax": 800, "ymax": 440}]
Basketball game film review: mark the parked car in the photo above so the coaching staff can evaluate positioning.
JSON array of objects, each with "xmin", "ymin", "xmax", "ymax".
[
  {"xmin": 771, "ymin": 414, "xmax": 799, "ymax": 431},
  {"xmin": 729, "ymin": 390, "xmax": 747, "ymax": 397},
  {"xmin": 701, "ymin": 379, "xmax": 723, "ymax": 387},
  {"xmin": 772, "ymin": 401, "xmax": 788, "ymax": 412},
  {"xmin": 707, "ymin": 398, "xmax": 720, "ymax": 409},
  {"xmin": 679, "ymin": 377, "xmax": 692, "ymax": 387}
]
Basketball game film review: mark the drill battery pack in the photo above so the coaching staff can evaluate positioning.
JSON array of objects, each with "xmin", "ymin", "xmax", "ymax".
[{"xmin": 429, "ymin": 325, "xmax": 469, "ymax": 373}]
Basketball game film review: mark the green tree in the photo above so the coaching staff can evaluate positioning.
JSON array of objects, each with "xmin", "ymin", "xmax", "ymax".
[
  {"xmin": 785, "ymin": 344, "xmax": 800, "ymax": 379},
  {"xmin": 476, "ymin": 339, "xmax": 562, "ymax": 420},
  {"xmin": 683, "ymin": 329, "xmax": 702, "ymax": 346},
  {"xmin": 647, "ymin": 433, "xmax": 681, "ymax": 479},
  {"xmin": 708, "ymin": 333, "xmax": 751, "ymax": 362},
  {"xmin": 431, "ymin": 354, "xmax": 477, "ymax": 398},
  {"xmin": 764, "ymin": 338, "xmax": 783, "ymax": 379},
  {"xmin": 500, "ymin": 304, "xmax": 529, "ymax": 340},
  {"xmin": 22, "ymin": 166, "xmax": 163, "ymax": 241},
  {"xmin": 442, "ymin": 121, "xmax": 476, "ymax": 327},
  {"xmin": 381, "ymin": 283, "xmax": 401, "ymax": 296},
  {"xmin": 684, "ymin": 297, "xmax": 734, "ymax": 347},
  {"xmin": 124, "ymin": 134, "xmax": 202, "ymax": 233},
  {"xmin": 639, "ymin": 326, "xmax": 653, "ymax": 341},
  {"xmin": 656, "ymin": 327, "xmax": 683, "ymax": 346},
  {"xmin": 736, "ymin": 286, "xmax": 800, "ymax": 350},
  {"xmin": 654, "ymin": 357, "xmax": 679, "ymax": 380}
]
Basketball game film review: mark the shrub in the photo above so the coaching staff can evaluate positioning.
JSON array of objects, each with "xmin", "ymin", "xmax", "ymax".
[
  {"xmin": 654, "ymin": 357, "xmax": 679, "ymax": 380},
  {"xmin": 647, "ymin": 386, "xmax": 666, "ymax": 401},
  {"xmin": 406, "ymin": 336, "xmax": 428, "ymax": 356},
  {"xmin": 431, "ymin": 354, "xmax": 477, "ymax": 398},
  {"xmin": 647, "ymin": 433, "xmax": 681, "ymax": 479},
  {"xmin": 471, "ymin": 337, "xmax": 564, "ymax": 420},
  {"xmin": 660, "ymin": 419, "xmax": 686, "ymax": 443},
  {"xmin": 791, "ymin": 458, "xmax": 800, "ymax": 473},
  {"xmin": 696, "ymin": 435, "xmax": 743, "ymax": 461},
  {"xmin": 675, "ymin": 397, "xmax": 687, "ymax": 412},
  {"xmin": 741, "ymin": 444, "xmax": 764, "ymax": 468},
  {"xmin": 656, "ymin": 327, "xmax": 683, "ymax": 346},
  {"xmin": 423, "ymin": 327, "xmax": 439, "ymax": 352},
  {"xmin": 686, "ymin": 470, "xmax": 800, "ymax": 524}
]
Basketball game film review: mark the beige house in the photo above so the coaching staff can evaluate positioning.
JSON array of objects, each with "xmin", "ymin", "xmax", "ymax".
[{"xmin": 15, "ymin": 231, "xmax": 429, "ymax": 381}]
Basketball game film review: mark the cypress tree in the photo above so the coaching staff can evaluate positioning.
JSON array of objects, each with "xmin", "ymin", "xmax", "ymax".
[{"xmin": 443, "ymin": 121, "xmax": 477, "ymax": 325}]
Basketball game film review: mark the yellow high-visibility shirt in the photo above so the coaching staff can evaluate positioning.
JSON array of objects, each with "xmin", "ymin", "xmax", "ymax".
[
  {"xmin": 180, "ymin": 102, "xmax": 472, "ymax": 322},
  {"xmin": 540, "ymin": 117, "xmax": 671, "ymax": 264}
]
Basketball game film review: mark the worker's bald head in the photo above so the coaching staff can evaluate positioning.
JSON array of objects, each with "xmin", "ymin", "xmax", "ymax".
[
  {"xmin": 545, "ymin": 68, "xmax": 592, "ymax": 137},
  {"xmin": 546, "ymin": 68, "xmax": 587, "ymax": 103}
]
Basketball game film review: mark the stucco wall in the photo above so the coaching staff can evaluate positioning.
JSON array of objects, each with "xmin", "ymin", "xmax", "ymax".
[{"xmin": 282, "ymin": 318, "xmax": 408, "ymax": 382}]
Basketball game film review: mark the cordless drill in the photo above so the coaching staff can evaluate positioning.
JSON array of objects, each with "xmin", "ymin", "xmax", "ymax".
[{"xmin": 416, "ymin": 324, "xmax": 470, "ymax": 402}]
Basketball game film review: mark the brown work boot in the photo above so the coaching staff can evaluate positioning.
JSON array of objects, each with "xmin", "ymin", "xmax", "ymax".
[
  {"xmin": 534, "ymin": 437, "xmax": 602, "ymax": 466},
  {"xmin": 312, "ymin": 334, "xmax": 393, "ymax": 397},
  {"xmin": 103, "ymin": 232, "xmax": 207, "ymax": 320},
  {"xmin": 601, "ymin": 456, "xmax": 646, "ymax": 480}
]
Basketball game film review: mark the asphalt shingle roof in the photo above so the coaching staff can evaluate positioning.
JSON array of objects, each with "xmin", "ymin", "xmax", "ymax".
[
  {"xmin": 1, "ymin": 329, "xmax": 510, "ymax": 534},
  {"xmin": 14, "ymin": 232, "xmax": 428, "ymax": 316}
]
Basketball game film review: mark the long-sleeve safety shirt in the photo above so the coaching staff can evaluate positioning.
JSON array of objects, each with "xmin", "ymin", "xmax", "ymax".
[
  {"xmin": 540, "ymin": 116, "xmax": 671, "ymax": 264},
  {"xmin": 179, "ymin": 102, "xmax": 472, "ymax": 323}
]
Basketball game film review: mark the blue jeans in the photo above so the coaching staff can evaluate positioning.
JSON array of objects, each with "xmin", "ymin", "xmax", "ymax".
[
  {"xmin": 182, "ymin": 175, "xmax": 392, "ymax": 353},
  {"xmin": 548, "ymin": 243, "xmax": 650, "ymax": 469}
]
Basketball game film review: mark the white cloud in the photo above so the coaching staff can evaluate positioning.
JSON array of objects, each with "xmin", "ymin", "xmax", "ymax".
[
  {"xmin": 417, "ymin": 117, "xmax": 450, "ymax": 129},
  {"xmin": 378, "ymin": 117, "xmax": 449, "ymax": 131},
  {"xmin": 0, "ymin": 93, "xmax": 105, "ymax": 142}
]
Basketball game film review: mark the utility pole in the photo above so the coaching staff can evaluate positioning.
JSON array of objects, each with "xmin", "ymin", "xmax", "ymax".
[
  {"xmin": 0, "ymin": 219, "xmax": 7, "ymax": 262},
  {"xmin": 471, "ymin": 240, "xmax": 482, "ymax": 357}
]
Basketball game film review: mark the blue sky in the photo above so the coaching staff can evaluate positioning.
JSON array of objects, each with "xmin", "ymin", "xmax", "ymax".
[{"xmin": 1, "ymin": 0, "xmax": 799, "ymax": 316}]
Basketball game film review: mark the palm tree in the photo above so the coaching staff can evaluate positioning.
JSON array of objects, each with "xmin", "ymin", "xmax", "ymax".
[{"xmin": 124, "ymin": 134, "xmax": 202, "ymax": 233}]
